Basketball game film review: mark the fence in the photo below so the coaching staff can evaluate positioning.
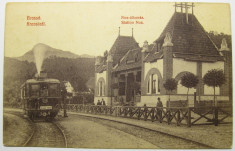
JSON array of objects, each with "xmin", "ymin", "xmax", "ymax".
[{"xmin": 66, "ymin": 104, "xmax": 232, "ymax": 127}]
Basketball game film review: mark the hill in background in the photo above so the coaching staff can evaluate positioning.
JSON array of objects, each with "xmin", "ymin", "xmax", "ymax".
[
  {"xmin": 14, "ymin": 43, "xmax": 94, "ymax": 62},
  {"xmin": 4, "ymin": 43, "xmax": 95, "ymax": 106}
]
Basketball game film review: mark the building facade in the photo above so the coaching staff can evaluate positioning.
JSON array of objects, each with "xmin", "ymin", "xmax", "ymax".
[{"xmin": 94, "ymin": 5, "xmax": 231, "ymax": 107}]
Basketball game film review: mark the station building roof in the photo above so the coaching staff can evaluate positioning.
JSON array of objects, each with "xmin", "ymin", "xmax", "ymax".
[
  {"xmin": 109, "ymin": 35, "xmax": 139, "ymax": 66},
  {"xmin": 144, "ymin": 12, "xmax": 224, "ymax": 62}
]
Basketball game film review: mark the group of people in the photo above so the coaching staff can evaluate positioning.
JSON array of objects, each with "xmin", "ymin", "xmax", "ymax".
[
  {"xmin": 96, "ymin": 97, "xmax": 163, "ymax": 108},
  {"xmin": 97, "ymin": 98, "xmax": 106, "ymax": 106},
  {"xmin": 143, "ymin": 97, "xmax": 163, "ymax": 108}
]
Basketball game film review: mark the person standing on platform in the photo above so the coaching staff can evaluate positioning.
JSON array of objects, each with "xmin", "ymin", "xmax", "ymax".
[
  {"xmin": 101, "ymin": 98, "xmax": 106, "ymax": 105},
  {"xmin": 156, "ymin": 97, "xmax": 163, "ymax": 119},
  {"xmin": 97, "ymin": 100, "xmax": 101, "ymax": 105}
]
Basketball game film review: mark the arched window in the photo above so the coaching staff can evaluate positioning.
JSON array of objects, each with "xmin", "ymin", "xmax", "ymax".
[
  {"xmin": 152, "ymin": 74, "xmax": 156, "ymax": 93},
  {"xmin": 147, "ymin": 79, "xmax": 150, "ymax": 93},
  {"xmin": 147, "ymin": 74, "xmax": 160, "ymax": 94},
  {"xmin": 145, "ymin": 68, "xmax": 163, "ymax": 95},
  {"xmin": 98, "ymin": 81, "xmax": 105, "ymax": 96},
  {"xmin": 100, "ymin": 81, "xmax": 103, "ymax": 96},
  {"xmin": 97, "ymin": 78, "xmax": 105, "ymax": 96}
]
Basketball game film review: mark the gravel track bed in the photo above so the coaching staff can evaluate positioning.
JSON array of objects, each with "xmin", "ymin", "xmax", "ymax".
[
  {"xmin": 25, "ymin": 122, "xmax": 66, "ymax": 148},
  {"xmin": 56, "ymin": 114, "xmax": 159, "ymax": 149},
  {"xmin": 75, "ymin": 115, "xmax": 210, "ymax": 149},
  {"xmin": 3, "ymin": 112, "xmax": 33, "ymax": 146},
  {"xmin": 70, "ymin": 112, "xmax": 232, "ymax": 148}
]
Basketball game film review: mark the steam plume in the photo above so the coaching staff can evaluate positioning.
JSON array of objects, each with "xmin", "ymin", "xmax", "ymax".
[{"xmin": 33, "ymin": 44, "xmax": 48, "ymax": 74}]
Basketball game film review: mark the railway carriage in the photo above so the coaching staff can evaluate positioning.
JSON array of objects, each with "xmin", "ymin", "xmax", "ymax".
[{"xmin": 21, "ymin": 72, "xmax": 62, "ymax": 121}]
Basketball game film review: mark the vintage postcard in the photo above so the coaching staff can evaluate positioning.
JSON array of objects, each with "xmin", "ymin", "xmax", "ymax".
[{"xmin": 2, "ymin": 1, "xmax": 233, "ymax": 150}]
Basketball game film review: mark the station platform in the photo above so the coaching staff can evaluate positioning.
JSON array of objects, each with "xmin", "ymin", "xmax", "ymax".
[{"xmin": 68, "ymin": 111, "xmax": 232, "ymax": 149}]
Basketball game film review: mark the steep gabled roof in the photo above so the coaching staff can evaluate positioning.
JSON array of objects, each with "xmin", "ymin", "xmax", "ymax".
[
  {"xmin": 145, "ymin": 12, "xmax": 224, "ymax": 62},
  {"xmin": 95, "ymin": 64, "xmax": 106, "ymax": 73},
  {"xmin": 144, "ymin": 44, "xmax": 163, "ymax": 62},
  {"xmin": 109, "ymin": 36, "xmax": 139, "ymax": 65},
  {"xmin": 113, "ymin": 47, "xmax": 142, "ymax": 72},
  {"xmin": 114, "ymin": 44, "xmax": 156, "ymax": 72}
]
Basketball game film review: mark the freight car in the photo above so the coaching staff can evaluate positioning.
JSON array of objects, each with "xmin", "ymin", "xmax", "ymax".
[{"xmin": 20, "ymin": 72, "xmax": 62, "ymax": 121}]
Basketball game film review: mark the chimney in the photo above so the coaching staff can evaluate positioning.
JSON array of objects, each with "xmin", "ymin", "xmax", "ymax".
[
  {"xmin": 142, "ymin": 40, "xmax": 149, "ymax": 53},
  {"xmin": 185, "ymin": 2, "xmax": 189, "ymax": 24},
  {"xmin": 132, "ymin": 28, "xmax": 133, "ymax": 37},
  {"xmin": 35, "ymin": 71, "xmax": 47, "ymax": 79},
  {"xmin": 118, "ymin": 27, "xmax": 120, "ymax": 36}
]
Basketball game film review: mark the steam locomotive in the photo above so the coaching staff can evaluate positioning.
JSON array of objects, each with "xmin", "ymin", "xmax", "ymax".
[{"xmin": 20, "ymin": 72, "xmax": 63, "ymax": 121}]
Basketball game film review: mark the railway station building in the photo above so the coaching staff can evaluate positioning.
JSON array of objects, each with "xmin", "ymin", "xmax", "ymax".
[{"xmin": 94, "ymin": 4, "xmax": 232, "ymax": 107}]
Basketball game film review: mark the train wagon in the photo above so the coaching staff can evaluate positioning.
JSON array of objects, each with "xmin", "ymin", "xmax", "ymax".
[{"xmin": 20, "ymin": 73, "xmax": 62, "ymax": 121}]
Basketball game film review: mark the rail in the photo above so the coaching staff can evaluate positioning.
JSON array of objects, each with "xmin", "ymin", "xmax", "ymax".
[{"xmin": 66, "ymin": 104, "xmax": 232, "ymax": 127}]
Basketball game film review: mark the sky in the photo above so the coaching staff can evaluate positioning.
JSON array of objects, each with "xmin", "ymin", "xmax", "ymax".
[{"xmin": 4, "ymin": 2, "xmax": 231, "ymax": 57}]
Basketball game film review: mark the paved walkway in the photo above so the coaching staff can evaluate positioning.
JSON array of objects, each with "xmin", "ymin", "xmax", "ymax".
[{"xmin": 68, "ymin": 111, "xmax": 232, "ymax": 149}]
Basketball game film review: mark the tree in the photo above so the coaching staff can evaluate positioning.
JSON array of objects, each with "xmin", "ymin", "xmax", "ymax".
[
  {"xmin": 203, "ymin": 69, "xmax": 226, "ymax": 106},
  {"xmin": 181, "ymin": 73, "xmax": 199, "ymax": 103},
  {"xmin": 163, "ymin": 78, "xmax": 177, "ymax": 107}
]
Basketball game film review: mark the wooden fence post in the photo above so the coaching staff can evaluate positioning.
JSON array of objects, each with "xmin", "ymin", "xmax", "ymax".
[
  {"xmin": 94, "ymin": 106, "xmax": 97, "ymax": 114},
  {"xmin": 159, "ymin": 108, "xmax": 162, "ymax": 123},
  {"xmin": 214, "ymin": 107, "xmax": 218, "ymax": 126},
  {"xmin": 124, "ymin": 107, "xmax": 127, "ymax": 117},
  {"xmin": 177, "ymin": 110, "xmax": 180, "ymax": 126},
  {"xmin": 115, "ymin": 107, "xmax": 117, "ymax": 116},
  {"xmin": 167, "ymin": 109, "xmax": 170, "ymax": 125},
  {"xmin": 151, "ymin": 108, "xmax": 155, "ymax": 122},
  {"xmin": 138, "ymin": 108, "xmax": 141, "ymax": 120},
  {"xmin": 187, "ymin": 107, "xmax": 191, "ymax": 127}
]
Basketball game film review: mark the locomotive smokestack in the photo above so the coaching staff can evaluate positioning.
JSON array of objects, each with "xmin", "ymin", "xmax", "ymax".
[
  {"xmin": 35, "ymin": 71, "xmax": 47, "ymax": 79},
  {"xmin": 40, "ymin": 71, "xmax": 47, "ymax": 78}
]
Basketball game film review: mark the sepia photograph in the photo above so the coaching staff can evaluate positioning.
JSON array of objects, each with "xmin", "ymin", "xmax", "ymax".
[{"xmin": 1, "ymin": 1, "xmax": 233, "ymax": 150}]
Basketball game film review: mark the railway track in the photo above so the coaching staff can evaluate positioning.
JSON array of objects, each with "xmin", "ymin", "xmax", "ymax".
[
  {"xmin": 4, "ymin": 109, "xmax": 217, "ymax": 148},
  {"xmin": 23, "ymin": 121, "xmax": 67, "ymax": 148},
  {"xmin": 75, "ymin": 114, "xmax": 215, "ymax": 149}
]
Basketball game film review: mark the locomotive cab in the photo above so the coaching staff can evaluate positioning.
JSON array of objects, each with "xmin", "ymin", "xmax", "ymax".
[{"xmin": 21, "ymin": 72, "xmax": 62, "ymax": 121}]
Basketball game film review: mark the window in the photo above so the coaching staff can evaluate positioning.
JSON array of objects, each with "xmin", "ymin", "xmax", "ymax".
[
  {"xmin": 49, "ymin": 83, "xmax": 59, "ymax": 97},
  {"xmin": 147, "ymin": 79, "xmax": 150, "ymax": 94},
  {"xmin": 147, "ymin": 74, "xmax": 160, "ymax": 94},
  {"xmin": 152, "ymin": 74, "xmax": 156, "ymax": 93},
  {"xmin": 98, "ymin": 81, "xmax": 105, "ymax": 96},
  {"xmin": 100, "ymin": 81, "xmax": 103, "ymax": 96},
  {"xmin": 40, "ymin": 83, "xmax": 49, "ymax": 97},
  {"xmin": 30, "ymin": 84, "xmax": 40, "ymax": 97},
  {"xmin": 158, "ymin": 78, "xmax": 160, "ymax": 92}
]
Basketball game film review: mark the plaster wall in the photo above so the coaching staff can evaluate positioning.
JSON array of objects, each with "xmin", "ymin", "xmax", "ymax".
[
  {"xmin": 202, "ymin": 61, "xmax": 224, "ymax": 95},
  {"xmin": 139, "ymin": 94, "xmax": 229, "ymax": 107},
  {"xmin": 96, "ymin": 71, "xmax": 107, "ymax": 83},
  {"xmin": 144, "ymin": 59, "xmax": 163, "ymax": 80},
  {"xmin": 173, "ymin": 58, "xmax": 197, "ymax": 78},
  {"xmin": 177, "ymin": 80, "xmax": 196, "ymax": 95}
]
